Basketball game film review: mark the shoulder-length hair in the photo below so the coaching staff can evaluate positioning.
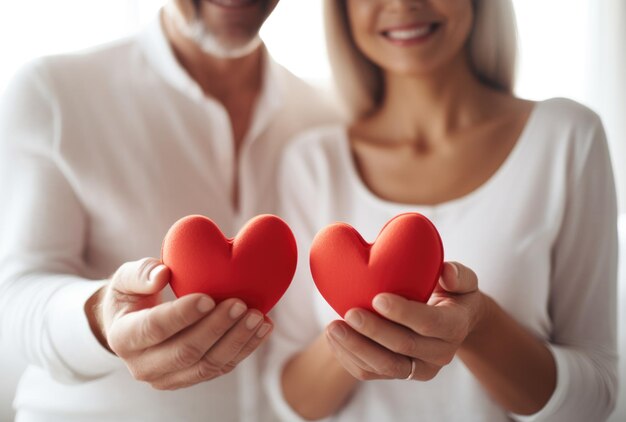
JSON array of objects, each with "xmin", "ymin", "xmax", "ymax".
[{"xmin": 324, "ymin": 0, "xmax": 519, "ymax": 118}]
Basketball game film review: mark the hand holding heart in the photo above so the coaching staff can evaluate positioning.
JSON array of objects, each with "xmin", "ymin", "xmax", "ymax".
[
  {"xmin": 86, "ymin": 257, "xmax": 273, "ymax": 390},
  {"xmin": 155, "ymin": 211, "xmax": 471, "ymax": 385},
  {"xmin": 85, "ymin": 214, "xmax": 293, "ymax": 390},
  {"xmin": 324, "ymin": 261, "xmax": 488, "ymax": 382}
]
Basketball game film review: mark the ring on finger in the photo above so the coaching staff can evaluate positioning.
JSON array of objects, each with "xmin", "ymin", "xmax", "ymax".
[{"xmin": 404, "ymin": 358, "xmax": 416, "ymax": 381}]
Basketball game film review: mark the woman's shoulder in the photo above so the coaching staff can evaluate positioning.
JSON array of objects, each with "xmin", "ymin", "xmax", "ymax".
[
  {"xmin": 526, "ymin": 98, "xmax": 610, "ymax": 181},
  {"xmin": 527, "ymin": 98, "xmax": 606, "ymax": 159},
  {"xmin": 534, "ymin": 98, "xmax": 603, "ymax": 133}
]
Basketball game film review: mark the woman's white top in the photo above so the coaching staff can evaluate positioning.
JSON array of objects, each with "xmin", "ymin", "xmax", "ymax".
[
  {"xmin": 0, "ymin": 14, "xmax": 337, "ymax": 422},
  {"xmin": 265, "ymin": 99, "xmax": 618, "ymax": 422}
]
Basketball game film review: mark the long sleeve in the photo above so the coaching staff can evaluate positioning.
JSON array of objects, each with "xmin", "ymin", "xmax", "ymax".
[
  {"xmin": 0, "ymin": 62, "xmax": 121, "ymax": 384},
  {"xmin": 512, "ymin": 114, "xmax": 619, "ymax": 421}
]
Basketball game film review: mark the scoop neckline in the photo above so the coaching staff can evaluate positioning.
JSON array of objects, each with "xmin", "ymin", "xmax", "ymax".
[{"xmin": 338, "ymin": 101, "xmax": 542, "ymax": 214}]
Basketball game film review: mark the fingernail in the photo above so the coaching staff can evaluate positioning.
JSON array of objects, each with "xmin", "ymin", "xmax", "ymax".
[
  {"xmin": 148, "ymin": 265, "xmax": 165, "ymax": 284},
  {"xmin": 196, "ymin": 296, "xmax": 215, "ymax": 313},
  {"xmin": 345, "ymin": 310, "xmax": 363, "ymax": 328},
  {"xmin": 229, "ymin": 302, "xmax": 247, "ymax": 319},
  {"xmin": 373, "ymin": 295, "xmax": 390, "ymax": 313},
  {"xmin": 245, "ymin": 313, "xmax": 263, "ymax": 330},
  {"xmin": 329, "ymin": 324, "xmax": 346, "ymax": 340},
  {"xmin": 256, "ymin": 323, "xmax": 272, "ymax": 338},
  {"xmin": 449, "ymin": 262, "xmax": 460, "ymax": 278}
]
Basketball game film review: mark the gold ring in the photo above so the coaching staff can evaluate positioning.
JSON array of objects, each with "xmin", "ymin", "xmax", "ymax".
[{"xmin": 404, "ymin": 359, "xmax": 416, "ymax": 381}]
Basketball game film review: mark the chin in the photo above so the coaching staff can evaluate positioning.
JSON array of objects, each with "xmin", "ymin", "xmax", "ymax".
[{"xmin": 385, "ymin": 62, "xmax": 440, "ymax": 78}]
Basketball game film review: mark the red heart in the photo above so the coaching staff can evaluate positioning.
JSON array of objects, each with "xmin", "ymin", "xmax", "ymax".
[
  {"xmin": 310, "ymin": 213, "xmax": 444, "ymax": 317},
  {"xmin": 161, "ymin": 214, "xmax": 297, "ymax": 314}
]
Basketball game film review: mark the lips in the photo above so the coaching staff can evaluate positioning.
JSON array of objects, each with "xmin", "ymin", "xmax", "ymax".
[{"xmin": 206, "ymin": 0, "xmax": 259, "ymax": 8}]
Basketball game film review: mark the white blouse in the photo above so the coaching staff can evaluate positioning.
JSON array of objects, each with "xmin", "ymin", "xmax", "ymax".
[
  {"xmin": 265, "ymin": 99, "xmax": 618, "ymax": 422},
  {"xmin": 0, "ymin": 14, "xmax": 338, "ymax": 422}
]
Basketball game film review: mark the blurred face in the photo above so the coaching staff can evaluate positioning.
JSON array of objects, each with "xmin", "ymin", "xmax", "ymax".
[
  {"xmin": 167, "ymin": 0, "xmax": 279, "ymax": 58},
  {"xmin": 346, "ymin": 0, "xmax": 474, "ymax": 76}
]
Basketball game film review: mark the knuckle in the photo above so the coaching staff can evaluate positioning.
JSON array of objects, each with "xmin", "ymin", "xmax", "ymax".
[
  {"xmin": 139, "ymin": 313, "xmax": 166, "ymax": 346},
  {"xmin": 207, "ymin": 320, "xmax": 229, "ymax": 339},
  {"xmin": 220, "ymin": 361, "xmax": 237, "ymax": 375},
  {"xmin": 382, "ymin": 357, "xmax": 404, "ymax": 378},
  {"xmin": 137, "ymin": 258, "xmax": 157, "ymax": 283},
  {"xmin": 417, "ymin": 319, "xmax": 435, "ymax": 336},
  {"xmin": 397, "ymin": 335, "xmax": 419, "ymax": 356},
  {"xmin": 169, "ymin": 302, "xmax": 192, "ymax": 328},
  {"xmin": 227, "ymin": 336, "xmax": 248, "ymax": 355},
  {"xmin": 173, "ymin": 342, "xmax": 205, "ymax": 367},
  {"xmin": 196, "ymin": 356, "xmax": 222, "ymax": 380}
]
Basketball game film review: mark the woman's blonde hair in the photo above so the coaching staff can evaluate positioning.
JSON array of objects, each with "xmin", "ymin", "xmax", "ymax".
[{"xmin": 324, "ymin": 0, "xmax": 519, "ymax": 118}]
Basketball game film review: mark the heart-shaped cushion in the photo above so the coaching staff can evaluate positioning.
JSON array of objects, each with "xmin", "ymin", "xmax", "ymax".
[
  {"xmin": 161, "ymin": 214, "xmax": 297, "ymax": 314},
  {"xmin": 310, "ymin": 213, "xmax": 444, "ymax": 317}
]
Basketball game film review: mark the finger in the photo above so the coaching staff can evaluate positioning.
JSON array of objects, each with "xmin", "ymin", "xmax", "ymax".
[
  {"xmin": 325, "ymin": 325, "xmax": 378, "ymax": 375},
  {"xmin": 327, "ymin": 320, "xmax": 411, "ymax": 379},
  {"xmin": 135, "ymin": 298, "xmax": 250, "ymax": 377},
  {"xmin": 437, "ymin": 262, "xmax": 478, "ymax": 294},
  {"xmin": 223, "ymin": 317, "xmax": 273, "ymax": 368},
  {"xmin": 344, "ymin": 309, "xmax": 456, "ymax": 366},
  {"xmin": 108, "ymin": 293, "xmax": 215, "ymax": 354},
  {"xmin": 111, "ymin": 258, "xmax": 170, "ymax": 296},
  {"xmin": 194, "ymin": 309, "xmax": 265, "ymax": 371},
  {"xmin": 326, "ymin": 339, "xmax": 383, "ymax": 382},
  {"xmin": 372, "ymin": 293, "xmax": 462, "ymax": 340},
  {"xmin": 149, "ymin": 317, "xmax": 273, "ymax": 389}
]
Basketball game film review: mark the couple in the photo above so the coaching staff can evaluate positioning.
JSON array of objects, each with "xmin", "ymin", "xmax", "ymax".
[{"xmin": 0, "ymin": 0, "xmax": 617, "ymax": 421}]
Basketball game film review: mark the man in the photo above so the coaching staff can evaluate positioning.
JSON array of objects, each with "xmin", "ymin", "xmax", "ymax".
[{"xmin": 0, "ymin": 0, "xmax": 338, "ymax": 420}]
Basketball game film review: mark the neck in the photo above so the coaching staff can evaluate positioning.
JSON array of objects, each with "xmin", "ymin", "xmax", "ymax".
[
  {"xmin": 161, "ymin": 10, "xmax": 263, "ymax": 103},
  {"xmin": 377, "ymin": 53, "xmax": 496, "ymax": 143}
]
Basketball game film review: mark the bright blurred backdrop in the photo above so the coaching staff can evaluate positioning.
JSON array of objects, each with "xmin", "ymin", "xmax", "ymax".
[{"xmin": 0, "ymin": 1, "xmax": 624, "ymax": 421}]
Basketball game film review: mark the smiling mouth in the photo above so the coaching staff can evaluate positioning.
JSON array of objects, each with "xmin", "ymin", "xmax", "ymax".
[
  {"xmin": 206, "ymin": 0, "xmax": 259, "ymax": 9},
  {"xmin": 382, "ymin": 23, "xmax": 440, "ymax": 44}
]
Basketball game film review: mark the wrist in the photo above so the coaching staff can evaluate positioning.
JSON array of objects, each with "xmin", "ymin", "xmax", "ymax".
[{"xmin": 462, "ymin": 292, "xmax": 495, "ymax": 351}]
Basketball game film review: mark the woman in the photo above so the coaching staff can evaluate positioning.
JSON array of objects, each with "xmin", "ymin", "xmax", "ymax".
[{"xmin": 264, "ymin": 0, "xmax": 618, "ymax": 421}]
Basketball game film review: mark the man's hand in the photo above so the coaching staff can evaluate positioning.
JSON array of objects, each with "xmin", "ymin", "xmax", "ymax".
[{"xmin": 86, "ymin": 257, "xmax": 273, "ymax": 390}]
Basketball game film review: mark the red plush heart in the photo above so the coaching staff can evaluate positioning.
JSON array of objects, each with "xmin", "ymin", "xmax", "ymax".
[
  {"xmin": 161, "ymin": 214, "xmax": 297, "ymax": 314},
  {"xmin": 310, "ymin": 213, "xmax": 444, "ymax": 317}
]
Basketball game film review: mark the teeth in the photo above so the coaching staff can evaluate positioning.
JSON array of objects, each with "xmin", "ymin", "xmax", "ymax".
[
  {"xmin": 386, "ymin": 25, "xmax": 433, "ymax": 41},
  {"xmin": 210, "ymin": 0, "xmax": 256, "ymax": 7}
]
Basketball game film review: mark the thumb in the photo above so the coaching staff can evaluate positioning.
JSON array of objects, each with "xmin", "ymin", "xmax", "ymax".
[
  {"xmin": 437, "ymin": 262, "xmax": 478, "ymax": 294},
  {"xmin": 110, "ymin": 257, "xmax": 170, "ymax": 296}
]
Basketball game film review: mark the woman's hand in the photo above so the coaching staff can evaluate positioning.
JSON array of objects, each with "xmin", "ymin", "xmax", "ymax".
[
  {"xmin": 85, "ymin": 257, "xmax": 273, "ymax": 390},
  {"xmin": 325, "ymin": 261, "xmax": 489, "ymax": 381}
]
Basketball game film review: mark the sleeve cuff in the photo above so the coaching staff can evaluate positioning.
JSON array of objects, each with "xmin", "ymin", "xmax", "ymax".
[
  {"xmin": 265, "ymin": 357, "xmax": 311, "ymax": 422},
  {"xmin": 509, "ymin": 343, "xmax": 568, "ymax": 421},
  {"xmin": 264, "ymin": 339, "xmax": 335, "ymax": 422},
  {"xmin": 46, "ymin": 279, "xmax": 123, "ymax": 381}
]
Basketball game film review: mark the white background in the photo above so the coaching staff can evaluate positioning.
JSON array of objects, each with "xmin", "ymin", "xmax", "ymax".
[{"xmin": 0, "ymin": 0, "xmax": 624, "ymax": 420}]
